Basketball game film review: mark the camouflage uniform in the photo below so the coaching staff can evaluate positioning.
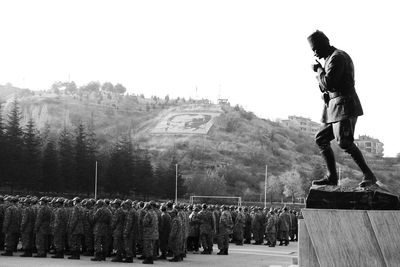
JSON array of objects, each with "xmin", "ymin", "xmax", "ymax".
[
  {"xmin": 91, "ymin": 203, "xmax": 112, "ymax": 261},
  {"xmin": 34, "ymin": 200, "xmax": 52, "ymax": 256},
  {"xmin": 123, "ymin": 203, "xmax": 138, "ymax": 261},
  {"xmin": 251, "ymin": 208, "xmax": 264, "ymax": 244},
  {"xmin": 188, "ymin": 208, "xmax": 200, "ymax": 252},
  {"xmin": 2, "ymin": 200, "xmax": 21, "ymax": 255},
  {"xmin": 197, "ymin": 206, "xmax": 214, "ymax": 254},
  {"xmin": 142, "ymin": 207, "xmax": 159, "ymax": 263},
  {"xmin": 83, "ymin": 202, "xmax": 95, "ymax": 256},
  {"xmin": 52, "ymin": 202, "xmax": 68, "ymax": 257},
  {"xmin": 278, "ymin": 209, "xmax": 291, "ymax": 246},
  {"xmin": 233, "ymin": 209, "xmax": 245, "ymax": 245},
  {"xmin": 158, "ymin": 208, "xmax": 171, "ymax": 258},
  {"xmin": 168, "ymin": 210, "xmax": 183, "ymax": 261},
  {"xmin": 68, "ymin": 201, "xmax": 84, "ymax": 258},
  {"xmin": 217, "ymin": 208, "xmax": 233, "ymax": 255},
  {"xmin": 243, "ymin": 209, "xmax": 252, "ymax": 244},
  {"xmin": 111, "ymin": 205, "xmax": 126, "ymax": 261},
  {"xmin": 266, "ymin": 212, "xmax": 277, "ymax": 247},
  {"xmin": 20, "ymin": 201, "xmax": 35, "ymax": 256}
]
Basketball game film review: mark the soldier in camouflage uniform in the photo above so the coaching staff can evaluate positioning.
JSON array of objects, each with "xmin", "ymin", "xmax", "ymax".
[
  {"xmin": 110, "ymin": 199, "xmax": 126, "ymax": 262},
  {"xmin": 158, "ymin": 204, "xmax": 171, "ymax": 260},
  {"xmin": 178, "ymin": 204, "xmax": 188, "ymax": 259},
  {"xmin": 168, "ymin": 206, "xmax": 183, "ymax": 262},
  {"xmin": 34, "ymin": 197, "xmax": 52, "ymax": 257},
  {"xmin": 243, "ymin": 207, "xmax": 252, "ymax": 244},
  {"xmin": 141, "ymin": 202, "xmax": 159, "ymax": 264},
  {"xmin": 67, "ymin": 197, "xmax": 84, "ymax": 259},
  {"xmin": 233, "ymin": 206, "xmax": 245, "ymax": 246},
  {"xmin": 217, "ymin": 205, "xmax": 233, "ymax": 255},
  {"xmin": 122, "ymin": 199, "xmax": 138, "ymax": 263},
  {"xmin": 20, "ymin": 198, "xmax": 35, "ymax": 257},
  {"xmin": 188, "ymin": 205, "xmax": 200, "ymax": 252},
  {"xmin": 51, "ymin": 198, "xmax": 68, "ymax": 258},
  {"xmin": 1, "ymin": 196, "xmax": 21, "ymax": 256},
  {"xmin": 91, "ymin": 199, "xmax": 112, "ymax": 261},
  {"xmin": 265, "ymin": 208, "xmax": 277, "ymax": 247},
  {"xmin": 82, "ymin": 199, "xmax": 95, "ymax": 256},
  {"xmin": 137, "ymin": 201, "xmax": 146, "ymax": 256},
  {"xmin": 198, "ymin": 204, "xmax": 214, "ymax": 254}
]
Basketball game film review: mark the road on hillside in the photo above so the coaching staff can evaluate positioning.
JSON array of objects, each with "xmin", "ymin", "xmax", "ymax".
[{"xmin": 0, "ymin": 242, "xmax": 298, "ymax": 267}]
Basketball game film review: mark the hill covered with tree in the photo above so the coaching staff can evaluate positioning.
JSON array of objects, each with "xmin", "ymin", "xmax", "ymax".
[{"xmin": 1, "ymin": 82, "xmax": 399, "ymax": 201}]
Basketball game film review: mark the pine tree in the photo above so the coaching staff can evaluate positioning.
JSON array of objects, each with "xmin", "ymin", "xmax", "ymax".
[
  {"xmin": 41, "ymin": 138, "xmax": 59, "ymax": 192},
  {"xmin": 0, "ymin": 102, "xmax": 5, "ymax": 185},
  {"xmin": 23, "ymin": 118, "xmax": 42, "ymax": 190},
  {"xmin": 58, "ymin": 126, "xmax": 75, "ymax": 192},
  {"xmin": 4, "ymin": 99, "xmax": 24, "ymax": 192}
]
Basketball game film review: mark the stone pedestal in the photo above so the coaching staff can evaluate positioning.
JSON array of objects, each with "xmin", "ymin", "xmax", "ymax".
[
  {"xmin": 299, "ymin": 209, "xmax": 400, "ymax": 267},
  {"xmin": 306, "ymin": 183, "xmax": 400, "ymax": 210}
]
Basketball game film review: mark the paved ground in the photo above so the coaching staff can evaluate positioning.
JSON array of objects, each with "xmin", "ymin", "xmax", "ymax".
[{"xmin": 0, "ymin": 242, "xmax": 298, "ymax": 267}]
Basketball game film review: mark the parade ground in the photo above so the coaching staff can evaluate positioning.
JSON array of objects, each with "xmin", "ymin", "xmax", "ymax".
[{"xmin": 0, "ymin": 242, "xmax": 298, "ymax": 267}]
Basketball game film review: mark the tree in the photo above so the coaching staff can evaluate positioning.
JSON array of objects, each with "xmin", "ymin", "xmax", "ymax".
[
  {"xmin": 101, "ymin": 82, "xmax": 114, "ymax": 92},
  {"xmin": 104, "ymin": 135, "xmax": 134, "ymax": 196},
  {"xmin": 41, "ymin": 138, "xmax": 59, "ymax": 192},
  {"xmin": 280, "ymin": 169, "xmax": 305, "ymax": 203},
  {"xmin": 114, "ymin": 83, "xmax": 126, "ymax": 95},
  {"xmin": 74, "ymin": 121, "xmax": 91, "ymax": 194},
  {"xmin": 185, "ymin": 168, "xmax": 227, "ymax": 196},
  {"xmin": 4, "ymin": 99, "xmax": 24, "ymax": 192},
  {"xmin": 58, "ymin": 126, "xmax": 75, "ymax": 192},
  {"xmin": 65, "ymin": 81, "xmax": 78, "ymax": 94},
  {"xmin": 23, "ymin": 118, "xmax": 42, "ymax": 190},
  {"xmin": 133, "ymin": 149, "xmax": 154, "ymax": 200}
]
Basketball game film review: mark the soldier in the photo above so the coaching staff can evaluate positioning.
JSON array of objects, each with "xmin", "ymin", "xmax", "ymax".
[
  {"xmin": 67, "ymin": 197, "xmax": 84, "ymax": 259},
  {"xmin": 82, "ymin": 199, "xmax": 95, "ymax": 256},
  {"xmin": 178, "ymin": 204, "xmax": 189, "ymax": 259},
  {"xmin": 20, "ymin": 198, "xmax": 35, "ymax": 257},
  {"xmin": 141, "ymin": 201, "xmax": 159, "ymax": 264},
  {"xmin": 137, "ymin": 201, "xmax": 146, "ymax": 256},
  {"xmin": 265, "ymin": 208, "xmax": 277, "ymax": 247},
  {"xmin": 198, "ymin": 204, "xmax": 214, "ymax": 254},
  {"xmin": 91, "ymin": 199, "xmax": 112, "ymax": 261},
  {"xmin": 111, "ymin": 199, "xmax": 126, "ymax": 262},
  {"xmin": 1, "ymin": 196, "xmax": 21, "ymax": 256},
  {"xmin": 233, "ymin": 206, "xmax": 245, "ymax": 246},
  {"xmin": 243, "ymin": 207, "xmax": 252, "ymax": 244},
  {"xmin": 217, "ymin": 205, "xmax": 233, "ymax": 255},
  {"xmin": 34, "ymin": 196, "xmax": 52, "ymax": 257},
  {"xmin": 187, "ymin": 205, "xmax": 200, "ymax": 252},
  {"xmin": 51, "ymin": 198, "xmax": 68, "ymax": 258},
  {"xmin": 252, "ymin": 207, "xmax": 264, "ymax": 245},
  {"xmin": 278, "ymin": 207, "xmax": 291, "ymax": 246},
  {"xmin": 122, "ymin": 199, "xmax": 138, "ymax": 263},
  {"xmin": 158, "ymin": 204, "xmax": 171, "ymax": 260},
  {"xmin": 168, "ymin": 205, "xmax": 183, "ymax": 262}
]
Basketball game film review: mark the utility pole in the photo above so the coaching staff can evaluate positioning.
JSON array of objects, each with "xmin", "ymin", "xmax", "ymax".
[
  {"xmin": 175, "ymin": 164, "xmax": 178, "ymax": 204},
  {"xmin": 264, "ymin": 165, "xmax": 268, "ymax": 209},
  {"xmin": 94, "ymin": 161, "xmax": 98, "ymax": 200}
]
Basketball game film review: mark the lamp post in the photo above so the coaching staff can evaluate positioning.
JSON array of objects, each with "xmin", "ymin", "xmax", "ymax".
[
  {"xmin": 264, "ymin": 165, "xmax": 268, "ymax": 209},
  {"xmin": 175, "ymin": 164, "xmax": 178, "ymax": 204}
]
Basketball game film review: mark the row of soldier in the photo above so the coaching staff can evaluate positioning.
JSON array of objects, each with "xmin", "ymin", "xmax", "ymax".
[{"xmin": 0, "ymin": 195, "xmax": 300, "ymax": 264}]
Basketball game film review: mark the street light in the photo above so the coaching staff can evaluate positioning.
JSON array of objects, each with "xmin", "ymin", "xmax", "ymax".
[{"xmin": 175, "ymin": 163, "xmax": 178, "ymax": 204}]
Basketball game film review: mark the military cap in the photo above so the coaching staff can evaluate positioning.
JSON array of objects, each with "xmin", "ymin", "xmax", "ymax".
[
  {"xmin": 202, "ymin": 203, "xmax": 207, "ymax": 209},
  {"xmin": 72, "ymin": 197, "xmax": 81, "ymax": 203},
  {"xmin": 96, "ymin": 199, "xmax": 105, "ymax": 206},
  {"xmin": 39, "ymin": 196, "xmax": 48, "ymax": 203},
  {"xmin": 122, "ymin": 199, "xmax": 132, "ymax": 206}
]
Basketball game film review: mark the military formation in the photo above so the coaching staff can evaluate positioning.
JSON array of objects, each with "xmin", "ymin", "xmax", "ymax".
[{"xmin": 0, "ymin": 194, "xmax": 301, "ymax": 264}]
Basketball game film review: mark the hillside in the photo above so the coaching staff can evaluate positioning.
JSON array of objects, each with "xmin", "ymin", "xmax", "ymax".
[{"xmin": 1, "ymin": 84, "xmax": 399, "ymax": 199}]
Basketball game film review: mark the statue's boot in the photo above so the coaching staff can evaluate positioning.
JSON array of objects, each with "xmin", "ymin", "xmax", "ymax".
[
  {"xmin": 345, "ymin": 144, "xmax": 377, "ymax": 187},
  {"xmin": 313, "ymin": 147, "xmax": 338, "ymax": 186}
]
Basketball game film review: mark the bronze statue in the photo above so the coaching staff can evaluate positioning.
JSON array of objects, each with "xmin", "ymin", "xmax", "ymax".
[{"xmin": 307, "ymin": 30, "xmax": 377, "ymax": 188}]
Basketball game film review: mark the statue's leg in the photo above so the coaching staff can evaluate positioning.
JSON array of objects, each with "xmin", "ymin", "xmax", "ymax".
[
  {"xmin": 313, "ymin": 124, "xmax": 338, "ymax": 185},
  {"xmin": 334, "ymin": 117, "xmax": 377, "ymax": 187}
]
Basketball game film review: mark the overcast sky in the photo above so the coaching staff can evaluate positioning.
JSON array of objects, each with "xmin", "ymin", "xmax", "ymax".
[{"xmin": 0, "ymin": 0, "xmax": 399, "ymax": 157}]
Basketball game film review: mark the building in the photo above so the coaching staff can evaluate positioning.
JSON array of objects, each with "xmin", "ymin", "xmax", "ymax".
[
  {"xmin": 355, "ymin": 135, "xmax": 384, "ymax": 158},
  {"xmin": 280, "ymin": 115, "xmax": 321, "ymax": 136}
]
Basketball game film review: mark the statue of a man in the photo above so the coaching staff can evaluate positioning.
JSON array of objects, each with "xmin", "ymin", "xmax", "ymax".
[{"xmin": 307, "ymin": 30, "xmax": 377, "ymax": 188}]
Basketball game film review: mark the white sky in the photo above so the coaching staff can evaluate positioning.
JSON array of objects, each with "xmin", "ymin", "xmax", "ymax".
[{"xmin": 0, "ymin": 0, "xmax": 399, "ymax": 157}]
